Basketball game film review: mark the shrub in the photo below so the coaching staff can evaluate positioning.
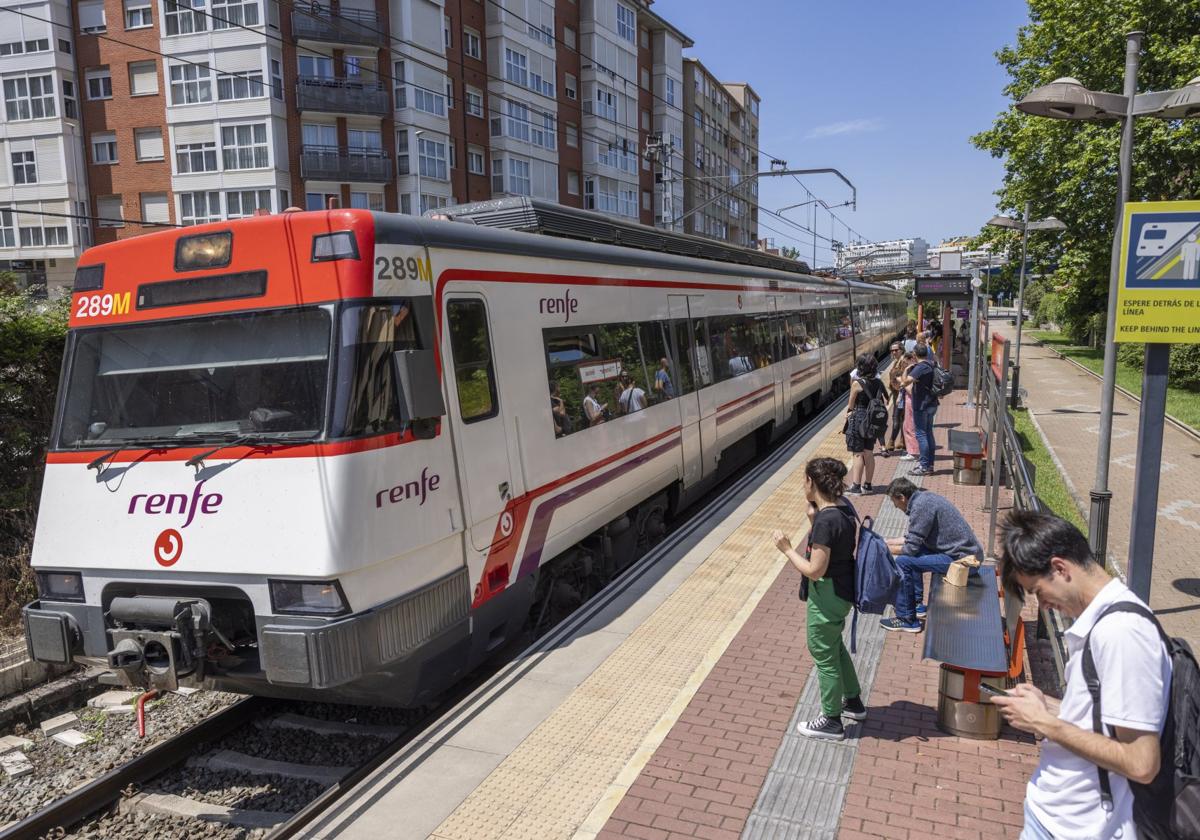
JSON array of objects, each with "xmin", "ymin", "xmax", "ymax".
[
  {"xmin": 1169, "ymin": 344, "xmax": 1200, "ymax": 391},
  {"xmin": 0, "ymin": 288, "xmax": 69, "ymax": 627}
]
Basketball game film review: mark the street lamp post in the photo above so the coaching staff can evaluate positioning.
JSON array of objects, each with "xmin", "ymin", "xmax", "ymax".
[
  {"xmin": 1016, "ymin": 32, "xmax": 1200, "ymax": 597},
  {"xmin": 986, "ymin": 207, "xmax": 1067, "ymax": 409}
]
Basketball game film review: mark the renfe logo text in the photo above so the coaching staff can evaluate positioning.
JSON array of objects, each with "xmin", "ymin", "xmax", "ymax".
[
  {"xmin": 128, "ymin": 482, "xmax": 223, "ymax": 528},
  {"xmin": 539, "ymin": 289, "xmax": 578, "ymax": 323},
  {"xmin": 376, "ymin": 467, "xmax": 441, "ymax": 508}
]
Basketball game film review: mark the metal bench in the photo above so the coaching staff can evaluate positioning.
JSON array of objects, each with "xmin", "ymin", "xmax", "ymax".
[
  {"xmin": 948, "ymin": 427, "xmax": 985, "ymax": 485},
  {"xmin": 923, "ymin": 564, "xmax": 1026, "ymax": 739}
]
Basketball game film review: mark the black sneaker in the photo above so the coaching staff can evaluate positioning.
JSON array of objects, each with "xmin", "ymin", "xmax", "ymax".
[
  {"xmin": 846, "ymin": 483, "xmax": 863, "ymax": 495},
  {"xmin": 862, "ymin": 482, "xmax": 873, "ymax": 493},
  {"xmin": 797, "ymin": 714, "xmax": 844, "ymax": 741},
  {"xmin": 842, "ymin": 696, "xmax": 867, "ymax": 721}
]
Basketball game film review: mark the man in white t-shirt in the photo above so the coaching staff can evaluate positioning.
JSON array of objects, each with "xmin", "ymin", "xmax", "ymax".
[
  {"xmin": 993, "ymin": 510, "xmax": 1171, "ymax": 840},
  {"xmin": 618, "ymin": 375, "xmax": 647, "ymax": 413},
  {"xmin": 582, "ymin": 383, "xmax": 607, "ymax": 426}
]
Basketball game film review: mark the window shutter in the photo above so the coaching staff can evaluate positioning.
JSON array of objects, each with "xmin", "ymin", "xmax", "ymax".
[
  {"xmin": 78, "ymin": 1, "xmax": 105, "ymax": 30},
  {"xmin": 96, "ymin": 196, "xmax": 123, "ymax": 220},
  {"xmin": 172, "ymin": 122, "xmax": 214, "ymax": 144},
  {"xmin": 129, "ymin": 62, "xmax": 158, "ymax": 96},
  {"xmin": 140, "ymin": 193, "xmax": 169, "ymax": 224},
  {"xmin": 135, "ymin": 128, "xmax": 163, "ymax": 160}
]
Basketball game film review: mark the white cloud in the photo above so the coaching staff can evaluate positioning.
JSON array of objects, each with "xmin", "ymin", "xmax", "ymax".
[{"xmin": 805, "ymin": 118, "xmax": 883, "ymax": 140}]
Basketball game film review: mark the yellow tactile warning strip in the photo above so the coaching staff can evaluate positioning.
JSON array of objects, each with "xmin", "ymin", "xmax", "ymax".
[{"xmin": 428, "ymin": 424, "xmax": 851, "ymax": 840}]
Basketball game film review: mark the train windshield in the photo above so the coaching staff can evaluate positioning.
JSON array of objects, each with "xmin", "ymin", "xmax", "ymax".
[{"xmin": 57, "ymin": 307, "xmax": 332, "ymax": 448}]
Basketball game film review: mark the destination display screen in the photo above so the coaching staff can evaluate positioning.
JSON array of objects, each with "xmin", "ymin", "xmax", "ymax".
[{"xmin": 915, "ymin": 276, "xmax": 971, "ymax": 298}]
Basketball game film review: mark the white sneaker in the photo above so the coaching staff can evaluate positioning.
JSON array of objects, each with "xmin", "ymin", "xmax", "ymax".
[{"xmin": 899, "ymin": 454, "xmax": 917, "ymax": 461}]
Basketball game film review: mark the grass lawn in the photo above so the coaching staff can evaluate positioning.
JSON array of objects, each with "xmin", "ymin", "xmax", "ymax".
[
  {"xmin": 1011, "ymin": 407, "xmax": 1088, "ymax": 531},
  {"xmin": 1029, "ymin": 329, "xmax": 1200, "ymax": 432}
]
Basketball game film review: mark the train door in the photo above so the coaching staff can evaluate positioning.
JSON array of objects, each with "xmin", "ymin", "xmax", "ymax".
[
  {"xmin": 768, "ymin": 297, "xmax": 788, "ymax": 428},
  {"xmin": 442, "ymin": 295, "xmax": 515, "ymax": 552},
  {"xmin": 668, "ymin": 295, "xmax": 707, "ymax": 485}
]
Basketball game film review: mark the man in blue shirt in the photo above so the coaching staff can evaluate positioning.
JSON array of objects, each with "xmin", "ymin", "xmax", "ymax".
[{"xmin": 902, "ymin": 344, "xmax": 938, "ymax": 474}]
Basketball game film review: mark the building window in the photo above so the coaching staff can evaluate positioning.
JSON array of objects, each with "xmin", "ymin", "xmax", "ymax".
[
  {"xmin": 179, "ymin": 191, "xmax": 221, "ymax": 226},
  {"xmin": 567, "ymin": 170, "xmax": 579, "ymax": 195},
  {"xmin": 642, "ymin": 190, "xmax": 651, "ymax": 211},
  {"xmin": 505, "ymin": 101, "xmax": 530, "ymax": 142},
  {"xmin": 640, "ymin": 26, "xmax": 649, "ymax": 48},
  {"xmin": 86, "ymin": 67, "xmax": 112, "ymax": 100},
  {"xmin": 463, "ymin": 29, "xmax": 480, "ymax": 59},
  {"xmin": 443, "ymin": 14, "xmax": 451, "ymax": 49},
  {"xmin": 564, "ymin": 26, "xmax": 576, "ymax": 50},
  {"xmin": 227, "ymin": 189, "xmax": 271, "ymax": 218},
  {"xmin": 124, "ymin": 0, "xmax": 152, "ymax": 28},
  {"xmin": 531, "ymin": 111, "xmax": 555, "ymax": 150},
  {"xmin": 491, "ymin": 157, "xmax": 503, "ymax": 193},
  {"xmin": 140, "ymin": 193, "xmax": 170, "ymax": 224},
  {"xmin": 640, "ymin": 68, "xmax": 650, "ymax": 90},
  {"xmin": 446, "ymin": 299, "xmax": 498, "ymax": 422},
  {"xmin": 299, "ymin": 54, "xmax": 333, "ymax": 79},
  {"xmin": 565, "ymin": 73, "xmax": 577, "ymax": 100},
  {"xmin": 446, "ymin": 78, "xmax": 454, "ymax": 109},
  {"xmin": 75, "ymin": 201, "xmax": 91, "ymax": 247},
  {"xmin": 96, "ymin": 195, "xmax": 124, "ymax": 228},
  {"xmin": 418, "ymin": 136, "xmax": 448, "ymax": 180},
  {"xmin": 211, "ymin": 0, "xmax": 259, "ymax": 29},
  {"xmin": 305, "ymin": 192, "xmax": 337, "ymax": 211},
  {"xmin": 504, "ymin": 48, "xmax": 527, "ymax": 87},
  {"xmin": 175, "ymin": 139, "xmax": 217, "ymax": 173},
  {"xmin": 565, "ymin": 122, "xmax": 578, "ymax": 148},
  {"xmin": 61, "ymin": 79, "xmax": 77, "ymax": 118},
  {"xmin": 11, "ymin": 150, "xmax": 37, "ymax": 183},
  {"xmin": 221, "ymin": 123, "xmax": 269, "ymax": 169},
  {"xmin": 508, "ymin": 158, "xmax": 530, "ymax": 196},
  {"xmin": 448, "ymin": 138, "xmax": 456, "ymax": 169},
  {"xmin": 0, "ymin": 210, "xmax": 13, "ymax": 246},
  {"xmin": 0, "ymin": 39, "xmax": 50, "ymax": 55},
  {"xmin": 170, "ymin": 63, "xmax": 212, "ymax": 104},
  {"xmin": 78, "ymin": 0, "xmax": 107, "ymax": 33},
  {"xmin": 413, "ymin": 86, "xmax": 445, "ymax": 116},
  {"xmin": 4, "ymin": 75, "xmax": 56, "ymax": 120},
  {"xmin": 399, "ymin": 194, "xmax": 411, "ymax": 215},
  {"xmin": 349, "ymin": 191, "xmax": 384, "ymax": 211},
  {"xmin": 465, "ymin": 86, "xmax": 483, "ymax": 117},
  {"xmin": 347, "ymin": 127, "xmax": 381, "ymax": 155},
  {"xmin": 616, "ymin": 3, "xmax": 635, "ymax": 43},
  {"xmin": 129, "ymin": 61, "xmax": 158, "ymax": 96},
  {"xmin": 134, "ymin": 127, "xmax": 164, "ymax": 160},
  {"xmin": 164, "ymin": 0, "xmax": 208, "ymax": 35},
  {"xmin": 467, "ymin": 145, "xmax": 484, "ymax": 175},
  {"xmin": 270, "ymin": 59, "xmax": 283, "ymax": 100},
  {"xmin": 392, "ymin": 60, "xmax": 405, "ymax": 107},
  {"xmin": 665, "ymin": 77, "xmax": 676, "ymax": 107},
  {"xmin": 91, "ymin": 132, "xmax": 118, "ymax": 164},
  {"xmin": 396, "ymin": 129, "xmax": 409, "ymax": 175},
  {"xmin": 217, "ymin": 70, "xmax": 264, "ymax": 100},
  {"xmin": 594, "ymin": 85, "xmax": 616, "ymax": 121}
]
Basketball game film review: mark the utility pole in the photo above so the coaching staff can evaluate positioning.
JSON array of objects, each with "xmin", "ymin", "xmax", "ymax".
[{"xmin": 644, "ymin": 133, "xmax": 675, "ymax": 229}]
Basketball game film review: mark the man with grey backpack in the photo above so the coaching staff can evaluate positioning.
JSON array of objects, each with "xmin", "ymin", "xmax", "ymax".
[{"xmin": 994, "ymin": 510, "xmax": 1199, "ymax": 840}]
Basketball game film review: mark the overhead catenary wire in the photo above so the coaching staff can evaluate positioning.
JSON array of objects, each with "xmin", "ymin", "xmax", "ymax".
[{"xmin": 0, "ymin": 205, "xmax": 180, "ymax": 228}]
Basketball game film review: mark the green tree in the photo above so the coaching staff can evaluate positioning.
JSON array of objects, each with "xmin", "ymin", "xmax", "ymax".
[{"xmin": 972, "ymin": 0, "xmax": 1200, "ymax": 342}]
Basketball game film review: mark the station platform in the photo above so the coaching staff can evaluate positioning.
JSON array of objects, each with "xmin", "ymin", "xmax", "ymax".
[{"xmin": 305, "ymin": 393, "xmax": 1055, "ymax": 840}]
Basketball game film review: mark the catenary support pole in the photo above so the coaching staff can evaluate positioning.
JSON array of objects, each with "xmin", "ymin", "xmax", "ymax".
[
  {"xmin": 1010, "ymin": 202, "xmax": 1031, "ymax": 409},
  {"xmin": 1126, "ymin": 342, "xmax": 1169, "ymax": 601},
  {"xmin": 967, "ymin": 288, "xmax": 980, "ymax": 410},
  {"xmin": 1090, "ymin": 31, "xmax": 1142, "ymax": 568}
]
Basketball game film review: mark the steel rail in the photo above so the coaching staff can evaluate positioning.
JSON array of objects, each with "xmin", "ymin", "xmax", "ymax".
[{"xmin": 0, "ymin": 696, "xmax": 269, "ymax": 839}]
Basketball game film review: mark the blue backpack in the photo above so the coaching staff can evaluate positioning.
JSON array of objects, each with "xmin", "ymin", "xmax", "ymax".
[{"xmin": 841, "ymin": 499, "xmax": 903, "ymax": 653}]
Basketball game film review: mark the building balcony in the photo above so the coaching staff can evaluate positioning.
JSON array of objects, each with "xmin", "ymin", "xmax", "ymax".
[
  {"xmin": 291, "ymin": 7, "xmax": 384, "ymax": 47},
  {"xmin": 300, "ymin": 145, "xmax": 392, "ymax": 183},
  {"xmin": 296, "ymin": 77, "xmax": 389, "ymax": 116}
]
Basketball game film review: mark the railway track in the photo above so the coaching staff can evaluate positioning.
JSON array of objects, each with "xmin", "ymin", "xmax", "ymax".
[{"xmin": 3, "ymin": 391, "xmax": 851, "ymax": 840}]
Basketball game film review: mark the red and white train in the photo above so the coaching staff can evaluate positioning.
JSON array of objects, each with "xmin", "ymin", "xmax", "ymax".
[{"xmin": 23, "ymin": 199, "xmax": 906, "ymax": 705}]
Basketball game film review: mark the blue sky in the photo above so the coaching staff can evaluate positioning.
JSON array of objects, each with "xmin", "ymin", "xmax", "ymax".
[{"xmin": 653, "ymin": 0, "xmax": 1031, "ymax": 265}]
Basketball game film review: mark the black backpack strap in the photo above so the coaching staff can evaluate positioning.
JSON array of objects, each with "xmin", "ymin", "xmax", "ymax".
[{"xmin": 1080, "ymin": 601, "xmax": 1170, "ymax": 813}]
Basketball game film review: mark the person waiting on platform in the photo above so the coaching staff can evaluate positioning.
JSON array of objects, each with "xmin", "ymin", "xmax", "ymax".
[
  {"xmin": 771, "ymin": 457, "xmax": 866, "ymax": 741},
  {"xmin": 653, "ymin": 357, "xmax": 675, "ymax": 400},
  {"xmin": 885, "ymin": 343, "xmax": 905, "ymax": 454},
  {"xmin": 902, "ymin": 344, "xmax": 939, "ymax": 475},
  {"xmin": 879, "ymin": 478, "xmax": 984, "ymax": 632},
  {"xmin": 583, "ymin": 383, "xmax": 607, "ymax": 426},
  {"xmin": 844, "ymin": 354, "xmax": 885, "ymax": 495},
  {"xmin": 992, "ymin": 511, "xmax": 1170, "ymax": 840},
  {"xmin": 618, "ymin": 374, "xmax": 647, "ymax": 413}
]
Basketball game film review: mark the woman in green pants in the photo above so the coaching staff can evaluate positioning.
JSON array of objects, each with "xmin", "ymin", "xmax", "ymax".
[{"xmin": 772, "ymin": 457, "xmax": 865, "ymax": 741}]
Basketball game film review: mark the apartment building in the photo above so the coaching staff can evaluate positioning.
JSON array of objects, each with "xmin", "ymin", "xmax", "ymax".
[
  {"xmin": 681, "ymin": 57, "xmax": 760, "ymax": 248},
  {"xmin": 10, "ymin": 0, "xmax": 762, "ymax": 291},
  {"xmin": 0, "ymin": 0, "xmax": 88, "ymax": 290},
  {"xmin": 837, "ymin": 238, "xmax": 930, "ymax": 272}
]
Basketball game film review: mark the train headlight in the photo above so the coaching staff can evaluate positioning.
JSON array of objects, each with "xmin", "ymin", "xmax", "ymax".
[
  {"xmin": 311, "ymin": 232, "xmax": 360, "ymax": 263},
  {"xmin": 268, "ymin": 579, "xmax": 350, "ymax": 616},
  {"xmin": 36, "ymin": 571, "xmax": 84, "ymax": 603}
]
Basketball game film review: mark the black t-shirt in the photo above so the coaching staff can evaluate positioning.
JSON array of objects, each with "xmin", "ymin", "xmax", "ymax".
[{"xmin": 809, "ymin": 504, "xmax": 857, "ymax": 603}]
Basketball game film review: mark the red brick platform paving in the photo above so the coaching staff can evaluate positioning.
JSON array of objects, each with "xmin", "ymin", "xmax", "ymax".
[{"xmin": 598, "ymin": 395, "xmax": 1055, "ymax": 840}]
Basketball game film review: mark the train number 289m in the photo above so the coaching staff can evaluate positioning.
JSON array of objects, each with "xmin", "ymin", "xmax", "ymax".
[{"xmin": 75, "ymin": 292, "xmax": 131, "ymax": 319}]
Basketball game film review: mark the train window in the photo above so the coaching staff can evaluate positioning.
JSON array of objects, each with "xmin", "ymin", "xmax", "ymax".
[
  {"xmin": 57, "ymin": 307, "xmax": 331, "ymax": 447},
  {"xmin": 447, "ymin": 299, "xmax": 498, "ymax": 423},
  {"xmin": 331, "ymin": 301, "xmax": 419, "ymax": 438},
  {"xmin": 638, "ymin": 320, "xmax": 690, "ymax": 401},
  {"xmin": 707, "ymin": 314, "xmax": 756, "ymax": 381},
  {"xmin": 690, "ymin": 317, "xmax": 712, "ymax": 387}
]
